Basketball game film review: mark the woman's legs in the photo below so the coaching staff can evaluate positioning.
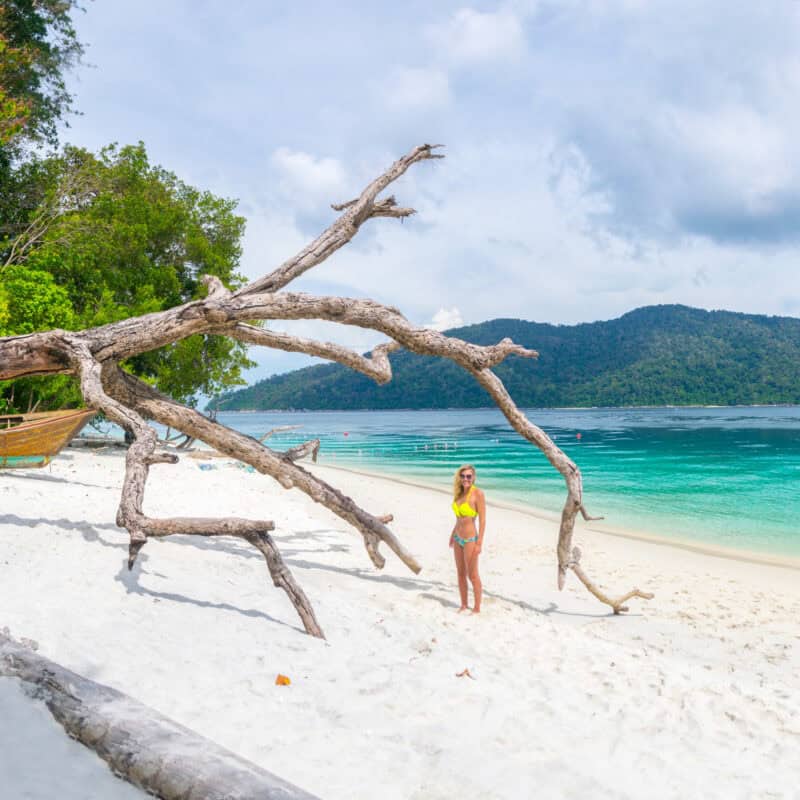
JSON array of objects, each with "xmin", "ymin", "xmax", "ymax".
[
  {"xmin": 453, "ymin": 542, "xmax": 469, "ymax": 610},
  {"xmin": 463, "ymin": 541, "xmax": 482, "ymax": 613}
]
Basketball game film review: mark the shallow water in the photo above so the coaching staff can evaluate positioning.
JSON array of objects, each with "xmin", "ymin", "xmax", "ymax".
[{"xmin": 217, "ymin": 407, "xmax": 800, "ymax": 558}]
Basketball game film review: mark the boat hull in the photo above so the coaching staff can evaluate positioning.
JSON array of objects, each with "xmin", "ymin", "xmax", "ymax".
[{"xmin": 0, "ymin": 409, "xmax": 96, "ymax": 468}]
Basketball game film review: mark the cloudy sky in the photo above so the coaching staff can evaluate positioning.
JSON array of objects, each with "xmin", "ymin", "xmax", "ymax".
[{"xmin": 61, "ymin": 1, "xmax": 800, "ymax": 382}]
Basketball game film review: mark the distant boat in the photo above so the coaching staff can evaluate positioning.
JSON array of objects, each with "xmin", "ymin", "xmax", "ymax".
[{"xmin": 0, "ymin": 409, "xmax": 96, "ymax": 469}]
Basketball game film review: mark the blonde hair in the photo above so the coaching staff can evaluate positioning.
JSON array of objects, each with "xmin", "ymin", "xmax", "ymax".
[{"xmin": 452, "ymin": 464, "xmax": 477, "ymax": 501}]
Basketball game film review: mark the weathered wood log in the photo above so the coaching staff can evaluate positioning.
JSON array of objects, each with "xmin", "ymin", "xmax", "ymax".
[
  {"xmin": 64, "ymin": 340, "xmax": 323, "ymax": 637},
  {"xmin": 259, "ymin": 424, "xmax": 303, "ymax": 442},
  {"xmin": 568, "ymin": 547, "xmax": 655, "ymax": 613},
  {"xmin": 158, "ymin": 429, "xmax": 196, "ymax": 449},
  {"xmin": 284, "ymin": 439, "xmax": 321, "ymax": 463},
  {"xmin": 0, "ymin": 633, "xmax": 321, "ymax": 799},
  {"xmin": 0, "ymin": 142, "xmax": 653, "ymax": 629},
  {"xmin": 245, "ymin": 532, "xmax": 323, "ymax": 638},
  {"xmin": 102, "ymin": 365, "xmax": 419, "ymax": 578}
]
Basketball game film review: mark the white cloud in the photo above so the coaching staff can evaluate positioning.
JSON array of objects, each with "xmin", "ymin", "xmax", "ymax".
[
  {"xmin": 378, "ymin": 67, "xmax": 451, "ymax": 112},
  {"xmin": 427, "ymin": 307, "xmax": 464, "ymax": 331},
  {"xmin": 237, "ymin": 206, "xmax": 308, "ymax": 282},
  {"xmin": 59, "ymin": 1, "xmax": 800, "ymax": 382},
  {"xmin": 427, "ymin": 8, "xmax": 525, "ymax": 65},
  {"xmin": 665, "ymin": 104, "xmax": 791, "ymax": 210},
  {"xmin": 270, "ymin": 147, "xmax": 348, "ymax": 203}
]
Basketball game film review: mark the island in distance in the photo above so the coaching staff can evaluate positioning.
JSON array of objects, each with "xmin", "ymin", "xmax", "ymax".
[{"xmin": 212, "ymin": 304, "xmax": 800, "ymax": 411}]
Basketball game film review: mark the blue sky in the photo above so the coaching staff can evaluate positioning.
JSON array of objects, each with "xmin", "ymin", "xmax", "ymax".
[{"xmin": 61, "ymin": 1, "xmax": 800, "ymax": 382}]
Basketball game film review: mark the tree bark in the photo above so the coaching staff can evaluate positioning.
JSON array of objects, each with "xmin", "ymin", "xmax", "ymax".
[
  {"xmin": 568, "ymin": 547, "xmax": 654, "ymax": 613},
  {"xmin": 0, "ymin": 633, "xmax": 321, "ymax": 799},
  {"xmin": 0, "ymin": 143, "xmax": 652, "ymax": 633}
]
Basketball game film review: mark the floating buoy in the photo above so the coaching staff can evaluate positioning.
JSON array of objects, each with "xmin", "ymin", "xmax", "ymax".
[
  {"xmin": 343, "ymin": 432, "xmax": 349, "ymax": 437},
  {"xmin": 576, "ymin": 433, "xmax": 582, "ymax": 439}
]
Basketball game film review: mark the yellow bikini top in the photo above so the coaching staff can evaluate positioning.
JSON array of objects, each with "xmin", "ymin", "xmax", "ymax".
[{"xmin": 452, "ymin": 485, "xmax": 478, "ymax": 518}]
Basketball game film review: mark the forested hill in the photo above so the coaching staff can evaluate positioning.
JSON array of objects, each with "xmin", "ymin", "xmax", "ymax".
[{"xmin": 212, "ymin": 305, "xmax": 800, "ymax": 410}]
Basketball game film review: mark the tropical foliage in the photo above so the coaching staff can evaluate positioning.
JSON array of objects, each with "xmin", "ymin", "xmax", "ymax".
[
  {"xmin": 0, "ymin": 0, "xmax": 84, "ymax": 147},
  {"xmin": 1, "ymin": 144, "xmax": 253, "ymax": 412},
  {"xmin": 0, "ymin": 3, "xmax": 253, "ymax": 413}
]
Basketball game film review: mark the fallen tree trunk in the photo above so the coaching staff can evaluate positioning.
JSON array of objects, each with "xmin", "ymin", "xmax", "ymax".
[
  {"xmin": 0, "ymin": 633, "xmax": 321, "ymax": 800},
  {"xmin": 0, "ymin": 143, "xmax": 652, "ymax": 632}
]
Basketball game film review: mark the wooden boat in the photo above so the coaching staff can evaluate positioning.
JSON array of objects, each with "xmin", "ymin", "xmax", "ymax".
[{"xmin": 0, "ymin": 409, "xmax": 96, "ymax": 468}]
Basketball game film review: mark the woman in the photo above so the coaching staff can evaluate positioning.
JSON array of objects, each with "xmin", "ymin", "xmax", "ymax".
[{"xmin": 449, "ymin": 464, "xmax": 486, "ymax": 614}]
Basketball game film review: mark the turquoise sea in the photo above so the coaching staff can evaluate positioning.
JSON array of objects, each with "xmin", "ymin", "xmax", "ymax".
[{"xmin": 215, "ymin": 406, "xmax": 800, "ymax": 560}]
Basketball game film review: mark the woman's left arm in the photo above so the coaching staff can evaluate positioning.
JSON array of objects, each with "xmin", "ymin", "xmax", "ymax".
[{"xmin": 477, "ymin": 489, "xmax": 486, "ymax": 553}]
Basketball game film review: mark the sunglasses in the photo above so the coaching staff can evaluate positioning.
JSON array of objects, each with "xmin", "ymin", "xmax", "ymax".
[{"xmin": 460, "ymin": 473, "xmax": 474, "ymax": 480}]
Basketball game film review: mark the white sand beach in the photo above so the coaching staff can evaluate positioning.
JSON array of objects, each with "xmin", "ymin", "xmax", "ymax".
[{"xmin": 1, "ymin": 448, "xmax": 799, "ymax": 799}]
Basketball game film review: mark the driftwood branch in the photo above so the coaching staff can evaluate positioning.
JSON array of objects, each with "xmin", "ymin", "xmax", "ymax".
[
  {"xmin": 0, "ymin": 292, "xmax": 535, "ymax": 383},
  {"xmin": 226, "ymin": 323, "xmax": 401, "ymax": 384},
  {"xmin": 102, "ymin": 366, "xmax": 420, "ymax": 578},
  {"xmin": 236, "ymin": 143, "xmax": 443, "ymax": 296},
  {"xmin": 259, "ymin": 429, "xmax": 321, "ymax": 461},
  {"xmin": 0, "ymin": 142, "xmax": 653, "ymax": 632},
  {"xmin": 568, "ymin": 547, "xmax": 654, "ymax": 614},
  {"xmin": 0, "ymin": 633, "xmax": 321, "ymax": 799},
  {"xmin": 245, "ymin": 532, "xmax": 323, "ymax": 638},
  {"xmin": 63, "ymin": 338, "xmax": 323, "ymax": 637},
  {"xmin": 258, "ymin": 425, "xmax": 302, "ymax": 443},
  {"xmin": 331, "ymin": 194, "xmax": 416, "ymax": 219},
  {"xmin": 158, "ymin": 430, "xmax": 196, "ymax": 449},
  {"xmin": 284, "ymin": 439, "xmax": 321, "ymax": 463}
]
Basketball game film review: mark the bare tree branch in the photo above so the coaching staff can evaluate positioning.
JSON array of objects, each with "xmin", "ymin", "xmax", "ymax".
[
  {"xmin": 224, "ymin": 322, "xmax": 401, "ymax": 384},
  {"xmin": 568, "ymin": 547, "xmax": 654, "ymax": 614},
  {"xmin": 284, "ymin": 439, "xmax": 321, "ymax": 463},
  {"xmin": 331, "ymin": 194, "xmax": 416, "ymax": 219},
  {"xmin": 0, "ymin": 291, "xmax": 531, "ymax": 383},
  {"xmin": 0, "ymin": 142, "xmax": 653, "ymax": 635},
  {"xmin": 235, "ymin": 144, "xmax": 444, "ymax": 296},
  {"xmin": 62, "ymin": 337, "xmax": 323, "ymax": 637},
  {"xmin": 258, "ymin": 425, "xmax": 302, "ymax": 443},
  {"xmin": 246, "ymin": 531, "xmax": 323, "ymax": 638},
  {"xmin": 3, "ymin": 156, "xmax": 105, "ymax": 269},
  {"xmin": 101, "ymin": 366, "xmax": 421, "ymax": 577}
]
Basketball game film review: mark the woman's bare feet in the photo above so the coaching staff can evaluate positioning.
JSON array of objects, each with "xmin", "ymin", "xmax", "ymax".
[
  {"xmin": 470, "ymin": 607, "xmax": 481, "ymax": 614},
  {"xmin": 457, "ymin": 606, "xmax": 469, "ymax": 613}
]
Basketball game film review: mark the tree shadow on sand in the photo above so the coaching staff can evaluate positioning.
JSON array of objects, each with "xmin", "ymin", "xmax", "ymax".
[
  {"xmin": 0, "ymin": 514, "xmax": 126, "ymax": 550},
  {"xmin": 156, "ymin": 528, "xmax": 352, "ymax": 560},
  {"xmin": 113, "ymin": 562, "xmax": 303, "ymax": 634},
  {"xmin": 1, "ymin": 470, "xmax": 119, "ymax": 492},
  {"xmin": 284, "ymin": 556, "xmax": 628, "ymax": 619}
]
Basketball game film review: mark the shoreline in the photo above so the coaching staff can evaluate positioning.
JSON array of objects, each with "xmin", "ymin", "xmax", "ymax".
[
  {"xmin": 72, "ymin": 432, "xmax": 800, "ymax": 568},
  {"xmin": 311, "ymin": 458, "xmax": 800, "ymax": 572},
  {"xmin": 2, "ymin": 448, "xmax": 800, "ymax": 799},
  {"xmin": 215, "ymin": 402, "xmax": 800, "ymax": 413},
  {"xmin": 204, "ymin": 405, "xmax": 800, "ymax": 568}
]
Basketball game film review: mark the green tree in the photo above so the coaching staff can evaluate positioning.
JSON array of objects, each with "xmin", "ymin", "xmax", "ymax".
[
  {"xmin": 0, "ymin": 57, "xmax": 31, "ymax": 145},
  {"xmin": 1, "ymin": 0, "xmax": 85, "ymax": 284},
  {"xmin": 1, "ymin": 142, "xmax": 254, "ymax": 410},
  {"xmin": 0, "ymin": 262, "xmax": 74, "ymax": 334},
  {"xmin": 0, "ymin": 0, "xmax": 84, "ymax": 147},
  {"xmin": 0, "ymin": 3, "xmax": 252, "ymax": 412},
  {"xmin": 0, "ymin": 263, "xmax": 78, "ymax": 412}
]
